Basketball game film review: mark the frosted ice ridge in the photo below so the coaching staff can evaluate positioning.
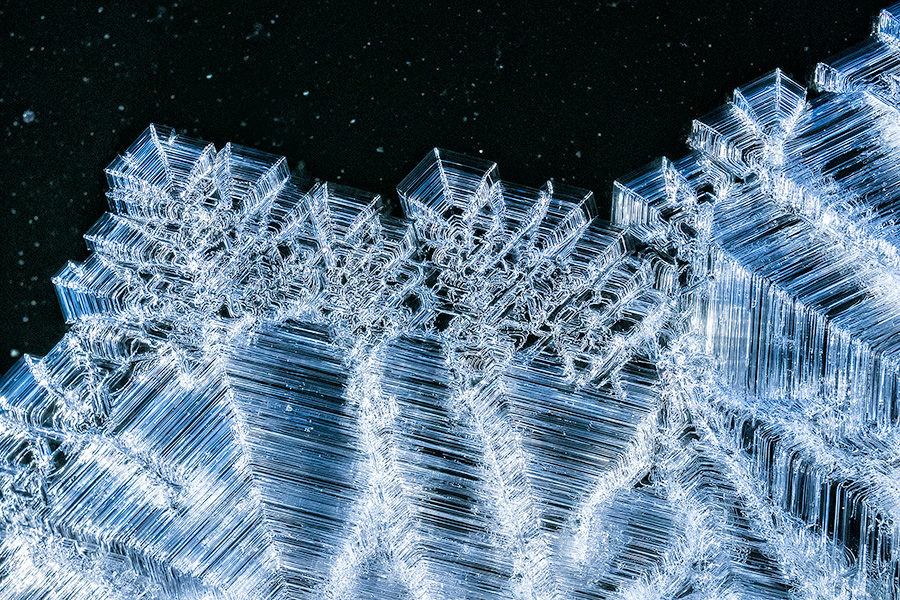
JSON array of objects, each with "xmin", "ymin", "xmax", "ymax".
[{"xmin": 6, "ymin": 5, "xmax": 900, "ymax": 599}]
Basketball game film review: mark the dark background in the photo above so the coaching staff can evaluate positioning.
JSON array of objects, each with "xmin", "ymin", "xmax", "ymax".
[{"xmin": 0, "ymin": 0, "xmax": 888, "ymax": 373}]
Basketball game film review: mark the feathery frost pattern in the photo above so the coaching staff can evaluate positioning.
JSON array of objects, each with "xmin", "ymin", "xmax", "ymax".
[{"xmin": 5, "ymin": 5, "xmax": 900, "ymax": 598}]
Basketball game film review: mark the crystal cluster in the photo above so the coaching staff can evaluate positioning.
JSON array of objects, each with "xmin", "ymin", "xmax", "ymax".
[{"xmin": 4, "ymin": 5, "xmax": 900, "ymax": 599}]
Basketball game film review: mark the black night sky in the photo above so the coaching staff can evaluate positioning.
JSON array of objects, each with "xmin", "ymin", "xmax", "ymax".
[{"xmin": 0, "ymin": 0, "xmax": 889, "ymax": 373}]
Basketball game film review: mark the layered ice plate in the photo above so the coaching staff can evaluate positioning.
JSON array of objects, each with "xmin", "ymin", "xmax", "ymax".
[{"xmin": 6, "ymin": 4, "xmax": 900, "ymax": 599}]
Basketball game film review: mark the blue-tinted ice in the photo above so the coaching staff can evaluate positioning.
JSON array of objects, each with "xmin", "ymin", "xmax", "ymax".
[{"xmin": 5, "ymin": 5, "xmax": 900, "ymax": 598}]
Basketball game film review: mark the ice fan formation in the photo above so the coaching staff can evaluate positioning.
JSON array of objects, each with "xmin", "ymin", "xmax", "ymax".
[{"xmin": 9, "ymin": 8, "xmax": 900, "ymax": 600}]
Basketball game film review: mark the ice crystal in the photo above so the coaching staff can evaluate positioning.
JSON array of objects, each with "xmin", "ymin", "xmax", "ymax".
[{"xmin": 5, "ymin": 5, "xmax": 900, "ymax": 599}]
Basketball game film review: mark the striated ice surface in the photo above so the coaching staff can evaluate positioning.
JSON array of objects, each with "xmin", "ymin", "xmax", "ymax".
[{"xmin": 6, "ymin": 5, "xmax": 900, "ymax": 599}]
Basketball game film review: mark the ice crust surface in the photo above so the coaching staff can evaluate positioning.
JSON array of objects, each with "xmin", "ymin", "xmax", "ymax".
[{"xmin": 5, "ymin": 5, "xmax": 900, "ymax": 599}]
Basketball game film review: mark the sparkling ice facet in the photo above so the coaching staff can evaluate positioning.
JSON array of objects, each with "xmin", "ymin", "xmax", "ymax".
[{"xmin": 6, "ymin": 5, "xmax": 900, "ymax": 598}]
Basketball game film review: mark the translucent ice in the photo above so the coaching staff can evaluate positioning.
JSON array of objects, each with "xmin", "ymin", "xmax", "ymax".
[{"xmin": 5, "ymin": 5, "xmax": 900, "ymax": 599}]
